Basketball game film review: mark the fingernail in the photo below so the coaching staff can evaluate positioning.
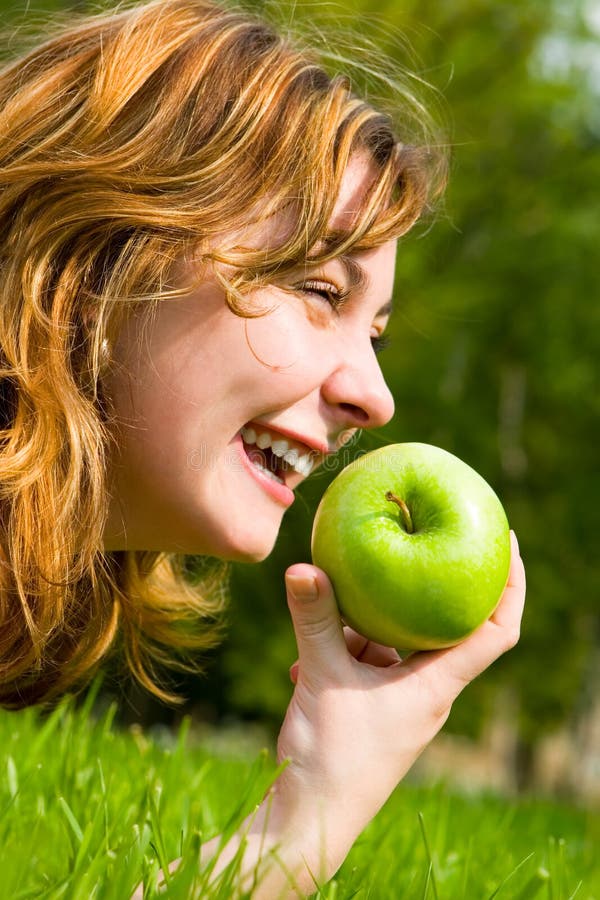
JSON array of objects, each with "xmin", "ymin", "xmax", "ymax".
[
  {"xmin": 510, "ymin": 530, "xmax": 520, "ymax": 552},
  {"xmin": 286, "ymin": 574, "xmax": 318, "ymax": 601}
]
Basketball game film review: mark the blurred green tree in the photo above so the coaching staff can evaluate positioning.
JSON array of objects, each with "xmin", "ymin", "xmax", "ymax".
[{"xmin": 207, "ymin": 0, "xmax": 600, "ymax": 782}]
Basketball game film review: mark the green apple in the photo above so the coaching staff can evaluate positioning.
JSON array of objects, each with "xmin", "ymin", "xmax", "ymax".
[{"xmin": 311, "ymin": 443, "xmax": 511, "ymax": 650}]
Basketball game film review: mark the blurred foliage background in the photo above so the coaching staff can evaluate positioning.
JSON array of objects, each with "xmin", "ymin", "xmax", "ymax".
[{"xmin": 1, "ymin": 0, "xmax": 598, "ymax": 793}]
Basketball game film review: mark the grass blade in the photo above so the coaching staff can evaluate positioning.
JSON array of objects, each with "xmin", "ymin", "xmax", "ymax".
[
  {"xmin": 513, "ymin": 867, "xmax": 550, "ymax": 900},
  {"xmin": 58, "ymin": 795, "xmax": 84, "ymax": 844},
  {"xmin": 418, "ymin": 812, "xmax": 439, "ymax": 900},
  {"xmin": 487, "ymin": 852, "xmax": 535, "ymax": 899}
]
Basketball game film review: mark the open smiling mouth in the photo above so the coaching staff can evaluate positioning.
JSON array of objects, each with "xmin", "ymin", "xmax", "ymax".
[
  {"xmin": 239, "ymin": 423, "xmax": 318, "ymax": 489},
  {"xmin": 244, "ymin": 444, "xmax": 286, "ymax": 485}
]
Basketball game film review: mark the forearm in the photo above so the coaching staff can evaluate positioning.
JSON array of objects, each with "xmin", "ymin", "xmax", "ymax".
[
  {"xmin": 198, "ymin": 788, "xmax": 356, "ymax": 899},
  {"xmin": 131, "ymin": 785, "xmax": 355, "ymax": 900}
]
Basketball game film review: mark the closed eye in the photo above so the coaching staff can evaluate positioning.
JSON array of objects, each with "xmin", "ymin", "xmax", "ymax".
[
  {"xmin": 294, "ymin": 279, "xmax": 349, "ymax": 311},
  {"xmin": 294, "ymin": 278, "xmax": 390, "ymax": 354}
]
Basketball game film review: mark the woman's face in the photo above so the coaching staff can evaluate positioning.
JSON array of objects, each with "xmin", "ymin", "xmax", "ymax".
[{"xmin": 102, "ymin": 156, "xmax": 397, "ymax": 560}]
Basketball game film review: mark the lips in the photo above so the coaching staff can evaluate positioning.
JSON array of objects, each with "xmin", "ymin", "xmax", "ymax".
[
  {"xmin": 236, "ymin": 431, "xmax": 295, "ymax": 506},
  {"xmin": 247, "ymin": 420, "xmax": 329, "ymax": 457}
]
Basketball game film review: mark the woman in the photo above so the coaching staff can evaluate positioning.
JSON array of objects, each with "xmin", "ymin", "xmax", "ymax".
[{"xmin": 0, "ymin": 0, "xmax": 525, "ymax": 895}]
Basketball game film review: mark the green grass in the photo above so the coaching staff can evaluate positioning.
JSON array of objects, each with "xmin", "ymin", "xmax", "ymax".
[{"xmin": 0, "ymin": 679, "xmax": 598, "ymax": 899}]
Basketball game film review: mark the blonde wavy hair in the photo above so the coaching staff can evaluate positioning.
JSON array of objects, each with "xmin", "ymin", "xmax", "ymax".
[{"xmin": 0, "ymin": 0, "xmax": 446, "ymax": 709}]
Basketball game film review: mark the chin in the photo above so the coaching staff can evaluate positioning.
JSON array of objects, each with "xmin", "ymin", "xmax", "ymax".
[
  {"xmin": 223, "ymin": 540, "xmax": 276, "ymax": 564},
  {"xmin": 213, "ymin": 527, "xmax": 278, "ymax": 564}
]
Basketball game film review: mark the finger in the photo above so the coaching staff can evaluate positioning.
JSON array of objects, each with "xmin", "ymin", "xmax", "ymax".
[
  {"xmin": 464, "ymin": 529, "xmax": 526, "ymax": 664},
  {"xmin": 289, "ymin": 625, "xmax": 372, "ymax": 682},
  {"xmin": 403, "ymin": 530, "xmax": 526, "ymax": 698},
  {"xmin": 356, "ymin": 640, "xmax": 403, "ymax": 668},
  {"xmin": 343, "ymin": 626, "xmax": 369, "ymax": 658},
  {"xmin": 488, "ymin": 530, "xmax": 526, "ymax": 630},
  {"xmin": 285, "ymin": 564, "xmax": 349, "ymax": 679},
  {"xmin": 287, "ymin": 629, "xmax": 401, "ymax": 683},
  {"xmin": 342, "ymin": 626, "xmax": 402, "ymax": 667}
]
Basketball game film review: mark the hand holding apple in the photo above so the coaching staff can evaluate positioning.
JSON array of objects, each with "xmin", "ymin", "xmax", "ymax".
[
  {"xmin": 275, "ymin": 536, "xmax": 524, "ymax": 897},
  {"xmin": 311, "ymin": 442, "xmax": 511, "ymax": 650},
  {"xmin": 144, "ymin": 463, "xmax": 523, "ymax": 900},
  {"xmin": 263, "ymin": 448, "xmax": 520, "ymax": 896}
]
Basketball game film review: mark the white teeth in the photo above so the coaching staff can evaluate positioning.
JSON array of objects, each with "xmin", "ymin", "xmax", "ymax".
[
  {"xmin": 251, "ymin": 459, "xmax": 284, "ymax": 484},
  {"xmin": 271, "ymin": 439, "xmax": 290, "ymax": 458},
  {"xmin": 241, "ymin": 425, "xmax": 315, "ymax": 478},
  {"xmin": 297, "ymin": 454, "xmax": 314, "ymax": 477},
  {"xmin": 256, "ymin": 432, "xmax": 271, "ymax": 449},
  {"xmin": 283, "ymin": 449, "xmax": 299, "ymax": 467}
]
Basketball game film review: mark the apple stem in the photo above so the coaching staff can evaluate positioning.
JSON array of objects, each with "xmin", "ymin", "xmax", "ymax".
[{"xmin": 385, "ymin": 491, "xmax": 414, "ymax": 534}]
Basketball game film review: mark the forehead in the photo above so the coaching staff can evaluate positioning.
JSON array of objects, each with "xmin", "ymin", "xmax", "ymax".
[
  {"xmin": 210, "ymin": 153, "xmax": 380, "ymax": 253},
  {"xmin": 191, "ymin": 152, "xmax": 395, "ymax": 300},
  {"xmin": 328, "ymin": 154, "xmax": 382, "ymax": 231}
]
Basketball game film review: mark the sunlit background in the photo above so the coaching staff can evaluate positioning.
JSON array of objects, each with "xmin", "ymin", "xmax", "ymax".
[{"xmin": 2, "ymin": 0, "xmax": 598, "ymax": 805}]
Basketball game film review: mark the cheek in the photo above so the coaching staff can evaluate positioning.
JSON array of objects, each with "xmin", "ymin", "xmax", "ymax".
[{"xmin": 243, "ymin": 301, "xmax": 321, "ymax": 371}]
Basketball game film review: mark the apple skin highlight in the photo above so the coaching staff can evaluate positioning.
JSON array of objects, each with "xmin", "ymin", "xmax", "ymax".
[{"xmin": 311, "ymin": 443, "xmax": 511, "ymax": 651}]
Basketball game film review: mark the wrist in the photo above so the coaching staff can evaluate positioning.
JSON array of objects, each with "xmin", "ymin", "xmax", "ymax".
[
  {"xmin": 200, "ymin": 783, "xmax": 356, "ymax": 899},
  {"xmin": 253, "ymin": 777, "xmax": 361, "ymax": 896}
]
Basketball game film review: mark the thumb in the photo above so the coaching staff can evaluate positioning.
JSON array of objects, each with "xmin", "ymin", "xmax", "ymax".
[{"xmin": 285, "ymin": 564, "xmax": 348, "ymax": 678}]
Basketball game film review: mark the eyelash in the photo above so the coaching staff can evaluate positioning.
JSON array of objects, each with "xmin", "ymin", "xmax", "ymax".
[
  {"xmin": 297, "ymin": 279, "xmax": 349, "ymax": 310},
  {"xmin": 295, "ymin": 279, "xmax": 391, "ymax": 355},
  {"xmin": 371, "ymin": 334, "xmax": 391, "ymax": 355}
]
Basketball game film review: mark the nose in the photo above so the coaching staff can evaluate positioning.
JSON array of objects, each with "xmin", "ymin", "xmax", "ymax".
[{"xmin": 321, "ymin": 341, "xmax": 395, "ymax": 431}]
